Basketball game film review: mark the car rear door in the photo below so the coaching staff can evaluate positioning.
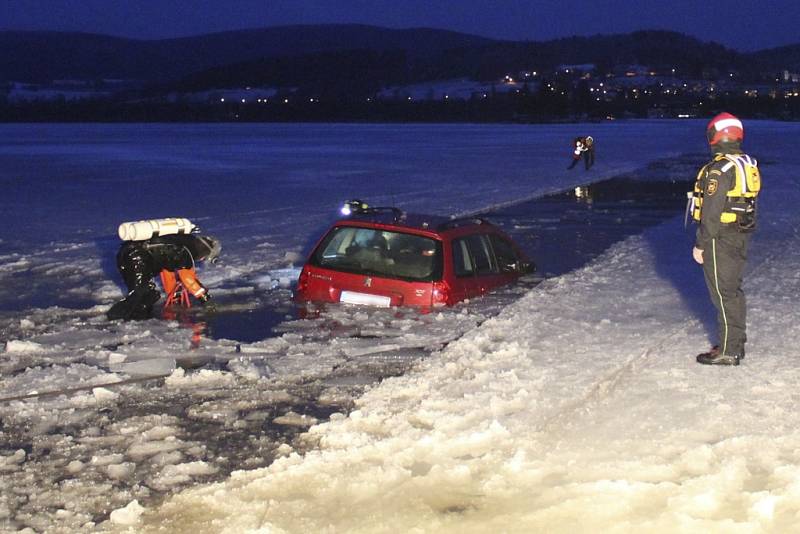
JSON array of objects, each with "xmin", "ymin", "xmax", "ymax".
[{"xmin": 450, "ymin": 233, "xmax": 498, "ymax": 299}]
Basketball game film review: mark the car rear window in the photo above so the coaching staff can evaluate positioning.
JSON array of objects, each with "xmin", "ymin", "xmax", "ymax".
[{"xmin": 310, "ymin": 226, "xmax": 443, "ymax": 282}]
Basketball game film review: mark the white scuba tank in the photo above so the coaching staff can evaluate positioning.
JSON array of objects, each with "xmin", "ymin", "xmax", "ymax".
[{"xmin": 118, "ymin": 218, "xmax": 195, "ymax": 241}]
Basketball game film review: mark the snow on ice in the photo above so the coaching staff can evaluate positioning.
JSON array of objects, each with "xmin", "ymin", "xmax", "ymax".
[{"xmin": 1, "ymin": 121, "xmax": 800, "ymax": 532}]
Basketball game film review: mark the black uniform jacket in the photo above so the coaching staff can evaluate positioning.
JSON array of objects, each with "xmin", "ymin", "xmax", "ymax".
[{"xmin": 695, "ymin": 153, "xmax": 740, "ymax": 251}]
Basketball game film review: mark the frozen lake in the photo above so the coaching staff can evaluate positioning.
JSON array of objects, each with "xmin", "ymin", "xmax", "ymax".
[
  {"xmin": 3, "ymin": 120, "xmax": 798, "ymax": 532},
  {"xmin": 0, "ymin": 121, "xmax": 705, "ymax": 315},
  {"xmin": 0, "ymin": 121, "xmax": 700, "ymax": 342}
]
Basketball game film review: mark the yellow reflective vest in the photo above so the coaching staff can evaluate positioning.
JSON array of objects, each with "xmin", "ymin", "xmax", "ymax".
[{"xmin": 690, "ymin": 153, "xmax": 760, "ymax": 226}]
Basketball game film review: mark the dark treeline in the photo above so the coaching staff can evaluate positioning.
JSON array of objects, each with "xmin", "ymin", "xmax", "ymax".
[
  {"xmin": 3, "ymin": 89, "xmax": 800, "ymax": 123},
  {"xmin": 3, "ymin": 26, "xmax": 800, "ymax": 123}
]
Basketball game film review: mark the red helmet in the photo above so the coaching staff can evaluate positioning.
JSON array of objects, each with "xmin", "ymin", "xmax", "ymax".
[{"xmin": 707, "ymin": 112, "xmax": 743, "ymax": 146}]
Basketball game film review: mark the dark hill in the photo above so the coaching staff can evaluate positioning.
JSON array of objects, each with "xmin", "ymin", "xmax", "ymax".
[
  {"xmin": 0, "ymin": 25, "xmax": 499, "ymax": 83},
  {"xmin": 171, "ymin": 29, "xmax": 757, "ymax": 94},
  {"xmin": 748, "ymin": 44, "xmax": 800, "ymax": 72},
  {"xmin": 0, "ymin": 25, "xmax": 793, "ymax": 89}
]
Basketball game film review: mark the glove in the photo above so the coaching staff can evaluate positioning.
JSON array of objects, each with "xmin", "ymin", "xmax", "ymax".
[{"xmin": 198, "ymin": 293, "xmax": 216, "ymax": 313}]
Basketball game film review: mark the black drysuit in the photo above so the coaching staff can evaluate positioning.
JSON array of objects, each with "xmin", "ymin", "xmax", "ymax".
[
  {"xmin": 108, "ymin": 234, "xmax": 213, "ymax": 320},
  {"xmin": 694, "ymin": 146, "xmax": 754, "ymax": 357}
]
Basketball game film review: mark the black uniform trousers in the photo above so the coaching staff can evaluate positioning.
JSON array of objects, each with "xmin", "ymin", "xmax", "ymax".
[{"xmin": 702, "ymin": 228, "xmax": 750, "ymax": 356}]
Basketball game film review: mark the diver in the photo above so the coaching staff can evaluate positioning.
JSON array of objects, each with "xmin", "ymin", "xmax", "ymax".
[{"xmin": 107, "ymin": 225, "xmax": 221, "ymax": 321}]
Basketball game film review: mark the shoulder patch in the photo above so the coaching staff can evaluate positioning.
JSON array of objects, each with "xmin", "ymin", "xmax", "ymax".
[{"xmin": 707, "ymin": 178, "xmax": 718, "ymax": 195}]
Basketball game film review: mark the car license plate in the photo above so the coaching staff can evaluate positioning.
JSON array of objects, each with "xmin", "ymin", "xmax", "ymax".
[{"xmin": 340, "ymin": 291, "xmax": 391, "ymax": 307}]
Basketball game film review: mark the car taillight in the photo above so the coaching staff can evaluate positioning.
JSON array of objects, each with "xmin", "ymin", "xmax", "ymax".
[
  {"xmin": 297, "ymin": 268, "xmax": 310, "ymax": 293},
  {"xmin": 431, "ymin": 280, "xmax": 450, "ymax": 307}
]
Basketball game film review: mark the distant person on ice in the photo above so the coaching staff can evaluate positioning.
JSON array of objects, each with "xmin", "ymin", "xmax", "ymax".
[
  {"xmin": 107, "ymin": 219, "xmax": 221, "ymax": 321},
  {"xmin": 689, "ymin": 112, "xmax": 760, "ymax": 366},
  {"xmin": 567, "ymin": 136, "xmax": 595, "ymax": 170}
]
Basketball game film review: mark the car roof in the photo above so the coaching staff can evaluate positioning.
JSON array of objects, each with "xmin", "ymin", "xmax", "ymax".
[{"xmin": 335, "ymin": 208, "xmax": 495, "ymax": 237}]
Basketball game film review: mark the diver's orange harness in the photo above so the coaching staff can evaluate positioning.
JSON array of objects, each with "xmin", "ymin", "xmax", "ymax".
[
  {"xmin": 686, "ymin": 154, "xmax": 761, "ymax": 230},
  {"xmin": 160, "ymin": 268, "xmax": 207, "ymax": 308}
]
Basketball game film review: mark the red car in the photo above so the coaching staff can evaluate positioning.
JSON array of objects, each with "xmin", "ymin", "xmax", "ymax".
[{"xmin": 295, "ymin": 201, "xmax": 534, "ymax": 309}]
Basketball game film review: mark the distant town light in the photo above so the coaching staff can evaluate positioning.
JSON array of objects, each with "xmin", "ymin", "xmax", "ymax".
[
  {"xmin": 241, "ymin": 99, "xmax": 246, "ymax": 103},
  {"xmin": 220, "ymin": 98, "xmax": 225, "ymax": 102}
]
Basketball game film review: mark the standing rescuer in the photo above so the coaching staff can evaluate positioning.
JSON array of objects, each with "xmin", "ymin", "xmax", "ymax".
[
  {"xmin": 689, "ymin": 112, "xmax": 761, "ymax": 366},
  {"xmin": 567, "ymin": 136, "xmax": 595, "ymax": 170}
]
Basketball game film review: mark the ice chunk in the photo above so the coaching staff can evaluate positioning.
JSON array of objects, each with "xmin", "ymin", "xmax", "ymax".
[
  {"xmin": 164, "ymin": 368, "xmax": 235, "ymax": 388},
  {"xmin": 226, "ymin": 356, "xmax": 273, "ymax": 379},
  {"xmin": 66, "ymin": 460, "xmax": 84, "ymax": 474},
  {"xmin": 109, "ymin": 500, "xmax": 144, "ymax": 526},
  {"xmin": 4, "ymin": 340, "xmax": 45, "ymax": 353},
  {"xmin": 111, "ymin": 358, "xmax": 176, "ymax": 377},
  {"xmin": 92, "ymin": 387, "xmax": 119, "ymax": 401},
  {"xmin": 283, "ymin": 251, "xmax": 302, "ymax": 264},
  {"xmin": 273, "ymin": 411, "xmax": 319, "ymax": 427},
  {"xmin": 108, "ymin": 352, "xmax": 127, "ymax": 364},
  {"xmin": 107, "ymin": 462, "xmax": 135, "ymax": 480},
  {"xmin": 0, "ymin": 449, "xmax": 26, "ymax": 471},
  {"xmin": 148, "ymin": 461, "xmax": 218, "ymax": 490}
]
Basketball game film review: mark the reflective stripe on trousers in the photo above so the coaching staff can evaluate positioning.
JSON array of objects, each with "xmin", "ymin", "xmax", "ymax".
[{"xmin": 702, "ymin": 232, "xmax": 750, "ymax": 356}]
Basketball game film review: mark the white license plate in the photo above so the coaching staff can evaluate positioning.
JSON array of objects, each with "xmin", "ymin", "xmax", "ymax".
[{"xmin": 340, "ymin": 291, "xmax": 391, "ymax": 307}]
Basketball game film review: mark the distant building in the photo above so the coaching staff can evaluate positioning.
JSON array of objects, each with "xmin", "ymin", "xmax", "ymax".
[
  {"xmin": 615, "ymin": 65, "xmax": 650, "ymax": 77},
  {"xmin": 783, "ymin": 70, "xmax": 800, "ymax": 83},
  {"xmin": 377, "ymin": 78, "xmax": 536, "ymax": 101},
  {"xmin": 557, "ymin": 64, "xmax": 596, "ymax": 76}
]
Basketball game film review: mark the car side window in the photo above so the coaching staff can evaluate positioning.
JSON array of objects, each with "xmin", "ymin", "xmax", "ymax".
[
  {"xmin": 452, "ymin": 238, "xmax": 474, "ymax": 277},
  {"xmin": 453, "ymin": 234, "xmax": 497, "ymax": 277},
  {"xmin": 489, "ymin": 234, "xmax": 521, "ymax": 273}
]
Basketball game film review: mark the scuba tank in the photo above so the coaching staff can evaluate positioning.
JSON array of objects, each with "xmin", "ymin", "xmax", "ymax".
[{"xmin": 118, "ymin": 218, "xmax": 195, "ymax": 241}]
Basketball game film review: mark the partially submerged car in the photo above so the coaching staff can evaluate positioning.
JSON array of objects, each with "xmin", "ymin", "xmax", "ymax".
[{"xmin": 295, "ymin": 201, "xmax": 534, "ymax": 309}]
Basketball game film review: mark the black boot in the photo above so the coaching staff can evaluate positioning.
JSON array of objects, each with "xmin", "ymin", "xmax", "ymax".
[
  {"xmin": 696, "ymin": 345, "xmax": 741, "ymax": 366},
  {"xmin": 107, "ymin": 286, "xmax": 160, "ymax": 321}
]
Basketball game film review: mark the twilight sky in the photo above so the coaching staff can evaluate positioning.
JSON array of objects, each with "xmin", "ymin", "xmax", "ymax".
[{"xmin": 1, "ymin": 0, "xmax": 798, "ymax": 52}]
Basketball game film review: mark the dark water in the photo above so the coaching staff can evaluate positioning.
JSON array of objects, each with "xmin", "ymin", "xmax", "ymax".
[{"xmin": 488, "ymin": 176, "xmax": 691, "ymax": 278}]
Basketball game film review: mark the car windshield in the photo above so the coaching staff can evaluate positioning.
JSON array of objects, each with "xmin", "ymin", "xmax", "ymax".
[{"xmin": 310, "ymin": 226, "xmax": 442, "ymax": 282}]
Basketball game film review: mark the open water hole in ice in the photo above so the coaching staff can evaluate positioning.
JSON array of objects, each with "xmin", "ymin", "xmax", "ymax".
[{"xmin": 204, "ymin": 168, "xmax": 693, "ymax": 343}]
